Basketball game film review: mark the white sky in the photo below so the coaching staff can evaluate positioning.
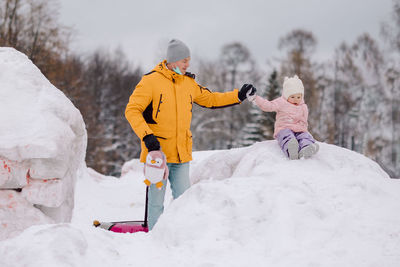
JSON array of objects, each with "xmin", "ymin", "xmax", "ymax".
[{"xmin": 59, "ymin": 0, "xmax": 394, "ymax": 72}]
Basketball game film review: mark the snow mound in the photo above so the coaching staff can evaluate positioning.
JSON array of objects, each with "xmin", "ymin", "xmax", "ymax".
[
  {"xmin": 0, "ymin": 48, "xmax": 87, "ymax": 240},
  {"xmin": 1, "ymin": 141, "xmax": 400, "ymax": 267},
  {"xmin": 153, "ymin": 141, "xmax": 400, "ymax": 266},
  {"xmin": 0, "ymin": 224, "xmax": 88, "ymax": 267}
]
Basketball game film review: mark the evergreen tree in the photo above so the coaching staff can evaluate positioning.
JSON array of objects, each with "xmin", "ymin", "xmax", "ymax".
[
  {"xmin": 240, "ymin": 103, "xmax": 265, "ymax": 147},
  {"xmin": 240, "ymin": 70, "xmax": 280, "ymax": 146},
  {"xmin": 264, "ymin": 70, "xmax": 280, "ymax": 139}
]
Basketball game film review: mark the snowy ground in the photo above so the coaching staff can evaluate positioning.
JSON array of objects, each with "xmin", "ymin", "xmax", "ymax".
[{"xmin": 1, "ymin": 141, "xmax": 400, "ymax": 267}]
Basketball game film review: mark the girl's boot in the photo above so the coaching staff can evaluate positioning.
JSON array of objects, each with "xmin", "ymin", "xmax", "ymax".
[
  {"xmin": 299, "ymin": 143, "xmax": 319, "ymax": 159},
  {"xmin": 287, "ymin": 138, "xmax": 299, "ymax": 160}
]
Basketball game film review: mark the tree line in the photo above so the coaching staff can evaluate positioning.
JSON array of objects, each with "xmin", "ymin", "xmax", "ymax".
[
  {"xmin": 0, "ymin": 0, "xmax": 142, "ymax": 175},
  {"xmin": 1, "ymin": 0, "xmax": 399, "ymax": 177}
]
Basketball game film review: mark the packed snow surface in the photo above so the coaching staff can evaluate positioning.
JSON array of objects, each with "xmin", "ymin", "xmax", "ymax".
[
  {"xmin": 0, "ymin": 48, "xmax": 87, "ymax": 240},
  {"xmin": 1, "ymin": 141, "xmax": 399, "ymax": 267}
]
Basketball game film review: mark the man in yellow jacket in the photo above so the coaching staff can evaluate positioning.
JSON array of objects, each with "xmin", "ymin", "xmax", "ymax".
[{"xmin": 125, "ymin": 39, "xmax": 256, "ymax": 230}]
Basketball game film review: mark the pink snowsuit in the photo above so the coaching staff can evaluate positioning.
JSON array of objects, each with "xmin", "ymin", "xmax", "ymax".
[{"xmin": 254, "ymin": 95, "xmax": 309, "ymax": 138}]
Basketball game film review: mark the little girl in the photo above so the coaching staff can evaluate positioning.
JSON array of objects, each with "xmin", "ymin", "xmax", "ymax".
[{"xmin": 249, "ymin": 75, "xmax": 319, "ymax": 160}]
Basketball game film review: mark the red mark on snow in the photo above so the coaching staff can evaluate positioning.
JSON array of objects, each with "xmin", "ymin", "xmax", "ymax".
[
  {"xmin": 43, "ymin": 178, "xmax": 58, "ymax": 183},
  {"xmin": 26, "ymin": 170, "xmax": 31, "ymax": 184},
  {"xmin": 3, "ymin": 163, "xmax": 10, "ymax": 173},
  {"xmin": 7, "ymin": 201, "xmax": 16, "ymax": 209},
  {"xmin": 2, "ymin": 160, "xmax": 11, "ymax": 173}
]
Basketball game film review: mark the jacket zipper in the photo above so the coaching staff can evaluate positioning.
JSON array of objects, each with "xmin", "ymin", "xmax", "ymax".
[
  {"xmin": 190, "ymin": 95, "xmax": 193, "ymax": 112},
  {"xmin": 155, "ymin": 94, "xmax": 162, "ymax": 118},
  {"xmin": 173, "ymin": 83, "xmax": 181, "ymax": 163}
]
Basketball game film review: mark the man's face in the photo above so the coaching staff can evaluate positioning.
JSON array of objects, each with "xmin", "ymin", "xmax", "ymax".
[
  {"xmin": 172, "ymin": 57, "xmax": 191, "ymax": 74},
  {"xmin": 287, "ymin": 93, "xmax": 303, "ymax": 105}
]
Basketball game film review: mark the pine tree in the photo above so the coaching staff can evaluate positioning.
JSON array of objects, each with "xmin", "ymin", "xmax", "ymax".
[
  {"xmin": 264, "ymin": 70, "xmax": 280, "ymax": 139},
  {"xmin": 240, "ymin": 104, "xmax": 265, "ymax": 147},
  {"xmin": 240, "ymin": 70, "xmax": 280, "ymax": 146}
]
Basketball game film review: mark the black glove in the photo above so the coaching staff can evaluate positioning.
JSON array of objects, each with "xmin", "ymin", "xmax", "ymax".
[
  {"xmin": 143, "ymin": 134, "xmax": 160, "ymax": 152},
  {"xmin": 238, "ymin": 84, "xmax": 257, "ymax": 101}
]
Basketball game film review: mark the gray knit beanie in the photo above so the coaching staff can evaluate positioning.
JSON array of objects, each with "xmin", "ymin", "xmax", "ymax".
[{"xmin": 166, "ymin": 39, "xmax": 190, "ymax": 63}]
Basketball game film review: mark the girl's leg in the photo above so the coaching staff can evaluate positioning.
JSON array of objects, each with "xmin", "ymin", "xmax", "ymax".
[
  {"xmin": 295, "ymin": 132, "xmax": 319, "ymax": 158},
  {"xmin": 295, "ymin": 132, "xmax": 315, "ymax": 149},
  {"xmin": 276, "ymin": 129, "xmax": 299, "ymax": 160}
]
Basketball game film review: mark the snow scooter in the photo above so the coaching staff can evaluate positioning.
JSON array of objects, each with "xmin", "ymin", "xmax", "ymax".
[
  {"xmin": 93, "ymin": 185, "xmax": 149, "ymax": 233},
  {"xmin": 93, "ymin": 150, "xmax": 169, "ymax": 233}
]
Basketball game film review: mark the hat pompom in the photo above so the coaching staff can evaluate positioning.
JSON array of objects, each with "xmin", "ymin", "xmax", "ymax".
[{"xmin": 282, "ymin": 75, "xmax": 304, "ymax": 100}]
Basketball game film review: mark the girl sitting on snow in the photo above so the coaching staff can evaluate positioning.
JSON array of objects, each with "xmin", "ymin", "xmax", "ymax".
[{"xmin": 248, "ymin": 75, "xmax": 319, "ymax": 160}]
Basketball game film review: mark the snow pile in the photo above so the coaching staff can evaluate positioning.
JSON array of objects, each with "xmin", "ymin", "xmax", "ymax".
[
  {"xmin": 0, "ymin": 48, "xmax": 87, "ymax": 240},
  {"xmin": 1, "ymin": 141, "xmax": 400, "ymax": 267}
]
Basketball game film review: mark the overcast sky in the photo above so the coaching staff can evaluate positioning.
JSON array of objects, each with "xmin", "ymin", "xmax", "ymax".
[{"xmin": 59, "ymin": 0, "xmax": 394, "ymax": 72}]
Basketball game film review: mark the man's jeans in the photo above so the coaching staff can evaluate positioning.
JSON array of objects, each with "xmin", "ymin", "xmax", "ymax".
[{"xmin": 147, "ymin": 162, "xmax": 190, "ymax": 230}]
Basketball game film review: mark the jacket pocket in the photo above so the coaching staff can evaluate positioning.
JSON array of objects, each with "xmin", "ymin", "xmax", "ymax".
[{"xmin": 155, "ymin": 94, "xmax": 163, "ymax": 119}]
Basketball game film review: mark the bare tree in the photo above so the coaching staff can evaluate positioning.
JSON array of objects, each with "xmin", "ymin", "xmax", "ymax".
[
  {"xmin": 191, "ymin": 42, "xmax": 261, "ymax": 151},
  {"xmin": 277, "ymin": 29, "xmax": 321, "ymax": 138},
  {"xmin": 192, "ymin": 59, "xmax": 233, "ymax": 150},
  {"xmin": 333, "ymin": 33, "xmax": 393, "ymax": 176},
  {"xmin": 0, "ymin": 0, "xmax": 72, "ymax": 85},
  {"xmin": 381, "ymin": 0, "xmax": 400, "ymax": 52},
  {"xmin": 220, "ymin": 42, "xmax": 254, "ymax": 88},
  {"xmin": 278, "ymin": 29, "xmax": 317, "ymax": 77},
  {"xmin": 77, "ymin": 49, "xmax": 142, "ymax": 176},
  {"xmin": 381, "ymin": 0, "xmax": 400, "ymax": 177},
  {"xmin": 220, "ymin": 42, "xmax": 259, "ymax": 148},
  {"xmin": 0, "ymin": 0, "xmax": 25, "ymax": 48}
]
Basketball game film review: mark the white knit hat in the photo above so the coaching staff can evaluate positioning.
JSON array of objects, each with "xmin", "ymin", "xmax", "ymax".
[{"xmin": 282, "ymin": 75, "xmax": 304, "ymax": 99}]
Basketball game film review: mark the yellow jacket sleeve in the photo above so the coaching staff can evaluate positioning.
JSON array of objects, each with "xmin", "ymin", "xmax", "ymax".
[
  {"xmin": 193, "ymin": 84, "xmax": 240, "ymax": 108},
  {"xmin": 125, "ymin": 80, "xmax": 153, "ymax": 140}
]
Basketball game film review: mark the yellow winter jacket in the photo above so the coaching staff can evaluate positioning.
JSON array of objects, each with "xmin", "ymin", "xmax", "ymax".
[{"xmin": 125, "ymin": 61, "xmax": 240, "ymax": 163}]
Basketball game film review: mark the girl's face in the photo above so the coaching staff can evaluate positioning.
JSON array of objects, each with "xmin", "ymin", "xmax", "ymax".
[{"xmin": 287, "ymin": 93, "xmax": 303, "ymax": 105}]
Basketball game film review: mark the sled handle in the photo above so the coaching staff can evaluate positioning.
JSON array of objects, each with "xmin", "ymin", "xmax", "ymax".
[{"xmin": 143, "ymin": 185, "xmax": 149, "ymax": 228}]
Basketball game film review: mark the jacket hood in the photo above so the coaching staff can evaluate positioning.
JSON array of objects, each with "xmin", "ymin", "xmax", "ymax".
[{"xmin": 153, "ymin": 60, "xmax": 183, "ymax": 82}]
